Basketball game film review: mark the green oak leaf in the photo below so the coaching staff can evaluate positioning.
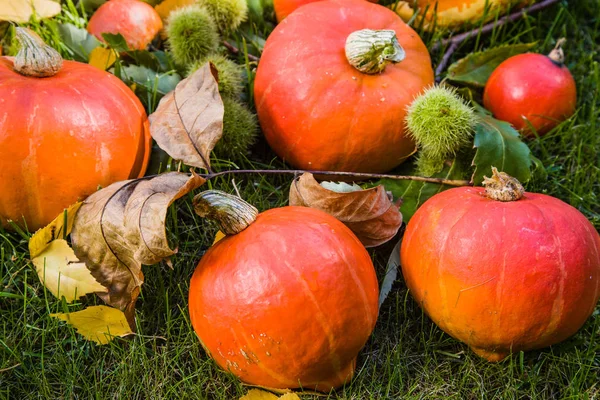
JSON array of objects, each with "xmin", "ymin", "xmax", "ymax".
[
  {"xmin": 471, "ymin": 113, "xmax": 533, "ymax": 185},
  {"xmin": 447, "ymin": 42, "xmax": 537, "ymax": 87},
  {"xmin": 120, "ymin": 65, "xmax": 181, "ymax": 96},
  {"xmin": 57, "ymin": 23, "xmax": 101, "ymax": 62},
  {"xmin": 375, "ymin": 159, "xmax": 468, "ymax": 223}
]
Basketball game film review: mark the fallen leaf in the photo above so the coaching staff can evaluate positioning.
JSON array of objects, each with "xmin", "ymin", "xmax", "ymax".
[
  {"xmin": 149, "ymin": 63, "xmax": 224, "ymax": 171},
  {"xmin": 212, "ymin": 230, "xmax": 225, "ymax": 245},
  {"xmin": 70, "ymin": 172, "xmax": 205, "ymax": 327},
  {"xmin": 57, "ymin": 23, "xmax": 102, "ymax": 62},
  {"xmin": 29, "ymin": 202, "xmax": 82, "ymax": 259},
  {"xmin": 51, "ymin": 305, "xmax": 134, "ymax": 345},
  {"xmin": 447, "ymin": 42, "xmax": 537, "ymax": 87},
  {"xmin": 289, "ymin": 173, "xmax": 402, "ymax": 248},
  {"xmin": 379, "ymin": 237, "xmax": 402, "ymax": 308},
  {"xmin": 88, "ymin": 46, "xmax": 116, "ymax": 70},
  {"xmin": 0, "ymin": 0, "xmax": 61, "ymax": 23},
  {"xmin": 471, "ymin": 111, "xmax": 533, "ymax": 185},
  {"xmin": 240, "ymin": 389, "xmax": 301, "ymax": 400},
  {"xmin": 121, "ymin": 64, "xmax": 181, "ymax": 96},
  {"xmin": 154, "ymin": 0, "xmax": 195, "ymax": 20},
  {"xmin": 32, "ymin": 239, "xmax": 107, "ymax": 302}
]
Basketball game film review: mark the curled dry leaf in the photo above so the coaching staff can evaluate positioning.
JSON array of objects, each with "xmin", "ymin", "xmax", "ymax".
[
  {"xmin": 70, "ymin": 172, "xmax": 205, "ymax": 327},
  {"xmin": 51, "ymin": 305, "xmax": 134, "ymax": 345},
  {"xmin": 29, "ymin": 203, "xmax": 106, "ymax": 302},
  {"xmin": 289, "ymin": 173, "xmax": 402, "ymax": 247},
  {"xmin": 0, "ymin": 0, "xmax": 61, "ymax": 23},
  {"xmin": 149, "ymin": 62, "xmax": 224, "ymax": 171}
]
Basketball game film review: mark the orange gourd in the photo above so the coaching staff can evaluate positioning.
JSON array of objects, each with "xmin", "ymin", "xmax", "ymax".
[
  {"xmin": 273, "ymin": 0, "xmax": 378, "ymax": 21},
  {"xmin": 189, "ymin": 191, "xmax": 379, "ymax": 391},
  {"xmin": 87, "ymin": 0, "xmax": 163, "ymax": 50},
  {"xmin": 0, "ymin": 29, "xmax": 151, "ymax": 231},
  {"xmin": 400, "ymin": 169, "xmax": 600, "ymax": 361},
  {"xmin": 255, "ymin": 0, "xmax": 433, "ymax": 173}
]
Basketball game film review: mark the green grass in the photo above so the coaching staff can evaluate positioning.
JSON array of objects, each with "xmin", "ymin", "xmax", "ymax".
[{"xmin": 1, "ymin": 0, "xmax": 599, "ymax": 399}]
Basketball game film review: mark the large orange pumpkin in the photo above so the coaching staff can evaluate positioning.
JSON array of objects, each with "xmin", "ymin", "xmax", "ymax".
[
  {"xmin": 88, "ymin": 0, "xmax": 163, "ymax": 50},
  {"xmin": 255, "ymin": 0, "xmax": 433, "ymax": 173},
  {"xmin": 400, "ymin": 169, "xmax": 600, "ymax": 361},
  {"xmin": 273, "ymin": 0, "xmax": 378, "ymax": 21},
  {"xmin": 189, "ymin": 192, "xmax": 379, "ymax": 391},
  {"xmin": 0, "ymin": 29, "xmax": 151, "ymax": 231}
]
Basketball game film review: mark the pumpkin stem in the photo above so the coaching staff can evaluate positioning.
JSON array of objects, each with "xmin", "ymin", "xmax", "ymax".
[
  {"xmin": 345, "ymin": 29, "xmax": 405, "ymax": 74},
  {"xmin": 14, "ymin": 27, "xmax": 63, "ymax": 78},
  {"xmin": 482, "ymin": 167, "xmax": 525, "ymax": 202},
  {"xmin": 192, "ymin": 190, "xmax": 258, "ymax": 235},
  {"xmin": 548, "ymin": 38, "xmax": 566, "ymax": 65}
]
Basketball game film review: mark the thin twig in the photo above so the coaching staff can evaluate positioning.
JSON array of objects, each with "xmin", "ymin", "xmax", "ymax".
[
  {"xmin": 202, "ymin": 169, "xmax": 471, "ymax": 187},
  {"xmin": 433, "ymin": 0, "xmax": 561, "ymax": 79},
  {"xmin": 0, "ymin": 363, "xmax": 20, "ymax": 373},
  {"xmin": 223, "ymin": 41, "xmax": 260, "ymax": 62}
]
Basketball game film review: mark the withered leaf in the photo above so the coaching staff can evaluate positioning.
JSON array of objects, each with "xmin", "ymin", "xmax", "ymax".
[
  {"xmin": 149, "ymin": 63, "xmax": 224, "ymax": 170},
  {"xmin": 240, "ymin": 390, "xmax": 301, "ymax": 400},
  {"xmin": 70, "ymin": 172, "xmax": 205, "ymax": 327},
  {"xmin": 289, "ymin": 173, "xmax": 402, "ymax": 248},
  {"xmin": 0, "ymin": 0, "xmax": 61, "ymax": 23},
  {"xmin": 29, "ymin": 202, "xmax": 82, "ymax": 259},
  {"xmin": 51, "ymin": 305, "xmax": 134, "ymax": 345}
]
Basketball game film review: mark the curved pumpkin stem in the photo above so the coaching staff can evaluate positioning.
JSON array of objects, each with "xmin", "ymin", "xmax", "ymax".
[
  {"xmin": 482, "ymin": 167, "xmax": 525, "ymax": 202},
  {"xmin": 14, "ymin": 27, "xmax": 63, "ymax": 78},
  {"xmin": 192, "ymin": 190, "xmax": 258, "ymax": 235},
  {"xmin": 345, "ymin": 29, "xmax": 405, "ymax": 74},
  {"xmin": 548, "ymin": 37, "xmax": 566, "ymax": 65}
]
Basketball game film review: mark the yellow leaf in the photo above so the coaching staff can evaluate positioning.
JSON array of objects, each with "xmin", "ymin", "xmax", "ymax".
[
  {"xmin": 239, "ymin": 390, "xmax": 302, "ymax": 400},
  {"xmin": 154, "ymin": 0, "xmax": 195, "ymax": 20},
  {"xmin": 29, "ymin": 202, "xmax": 82, "ymax": 259},
  {"xmin": 88, "ymin": 47, "xmax": 117, "ymax": 71},
  {"xmin": 212, "ymin": 230, "xmax": 225, "ymax": 245},
  {"xmin": 32, "ymin": 239, "xmax": 107, "ymax": 302},
  {"xmin": 51, "ymin": 305, "xmax": 134, "ymax": 344},
  {"xmin": 0, "ymin": 0, "xmax": 61, "ymax": 23},
  {"xmin": 239, "ymin": 390, "xmax": 279, "ymax": 400}
]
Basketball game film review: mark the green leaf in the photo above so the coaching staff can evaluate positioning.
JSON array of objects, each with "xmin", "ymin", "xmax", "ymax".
[
  {"xmin": 447, "ymin": 42, "xmax": 537, "ymax": 87},
  {"xmin": 471, "ymin": 113, "xmax": 533, "ymax": 185},
  {"xmin": 121, "ymin": 65, "xmax": 181, "ymax": 96},
  {"xmin": 57, "ymin": 23, "xmax": 101, "ymax": 62},
  {"xmin": 101, "ymin": 32, "xmax": 129, "ymax": 53},
  {"xmin": 375, "ymin": 159, "xmax": 468, "ymax": 223}
]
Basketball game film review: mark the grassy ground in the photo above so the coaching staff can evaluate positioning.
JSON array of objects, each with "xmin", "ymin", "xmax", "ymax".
[{"xmin": 1, "ymin": 0, "xmax": 599, "ymax": 399}]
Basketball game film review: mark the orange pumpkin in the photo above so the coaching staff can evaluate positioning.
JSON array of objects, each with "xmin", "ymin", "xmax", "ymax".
[
  {"xmin": 274, "ymin": 0, "xmax": 378, "ymax": 21},
  {"xmin": 400, "ymin": 169, "xmax": 600, "ymax": 361},
  {"xmin": 88, "ymin": 0, "xmax": 163, "ymax": 50},
  {"xmin": 255, "ymin": 0, "xmax": 433, "ymax": 173},
  {"xmin": 189, "ymin": 192, "xmax": 379, "ymax": 391},
  {"xmin": 0, "ymin": 29, "xmax": 151, "ymax": 231}
]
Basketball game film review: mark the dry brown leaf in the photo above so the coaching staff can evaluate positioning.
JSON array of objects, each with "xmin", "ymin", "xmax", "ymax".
[
  {"xmin": 70, "ymin": 173, "xmax": 205, "ymax": 327},
  {"xmin": 289, "ymin": 173, "xmax": 402, "ymax": 248},
  {"xmin": 0, "ymin": 0, "xmax": 61, "ymax": 23},
  {"xmin": 32, "ymin": 239, "xmax": 107, "ymax": 302},
  {"xmin": 51, "ymin": 305, "xmax": 134, "ymax": 345},
  {"xmin": 154, "ymin": 0, "xmax": 195, "ymax": 21},
  {"xmin": 149, "ymin": 63, "xmax": 224, "ymax": 170}
]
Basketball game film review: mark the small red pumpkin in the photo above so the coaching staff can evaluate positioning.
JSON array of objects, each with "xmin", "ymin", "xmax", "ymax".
[
  {"xmin": 483, "ymin": 40, "xmax": 577, "ymax": 136},
  {"xmin": 400, "ymin": 168, "xmax": 600, "ymax": 361},
  {"xmin": 87, "ymin": 0, "xmax": 163, "ymax": 50},
  {"xmin": 0, "ymin": 29, "xmax": 151, "ymax": 231},
  {"xmin": 255, "ymin": 0, "xmax": 433, "ymax": 173},
  {"xmin": 273, "ymin": 0, "xmax": 378, "ymax": 21},
  {"xmin": 189, "ymin": 191, "xmax": 379, "ymax": 391}
]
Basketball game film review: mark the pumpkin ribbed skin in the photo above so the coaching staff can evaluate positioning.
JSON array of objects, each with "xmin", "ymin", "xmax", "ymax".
[
  {"xmin": 0, "ymin": 58, "xmax": 151, "ymax": 231},
  {"xmin": 400, "ymin": 187, "xmax": 600, "ymax": 361},
  {"xmin": 483, "ymin": 53, "xmax": 577, "ymax": 135},
  {"xmin": 88, "ymin": 0, "xmax": 163, "ymax": 50},
  {"xmin": 189, "ymin": 206, "xmax": 379, "ymax": 391},
  {"xmin": 255, "ymin": 0, "xmax": 433, "ymax": 173},
  {"xmin": 273, "ymin": 0, "xmax": 377, "ymax": 21}
]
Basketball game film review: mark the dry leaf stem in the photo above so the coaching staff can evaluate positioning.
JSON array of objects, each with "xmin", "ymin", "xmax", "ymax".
[
  {"xmin": 201, "ymin": 169, "xmax": 471, "ymax": 186},
  {"xmin": 223, "ymin": 41, "xmax": 260, "ymax": 62},
  {"xmin": 434, "ymin": 0, "xmax": 561, "ymax": 80}
]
